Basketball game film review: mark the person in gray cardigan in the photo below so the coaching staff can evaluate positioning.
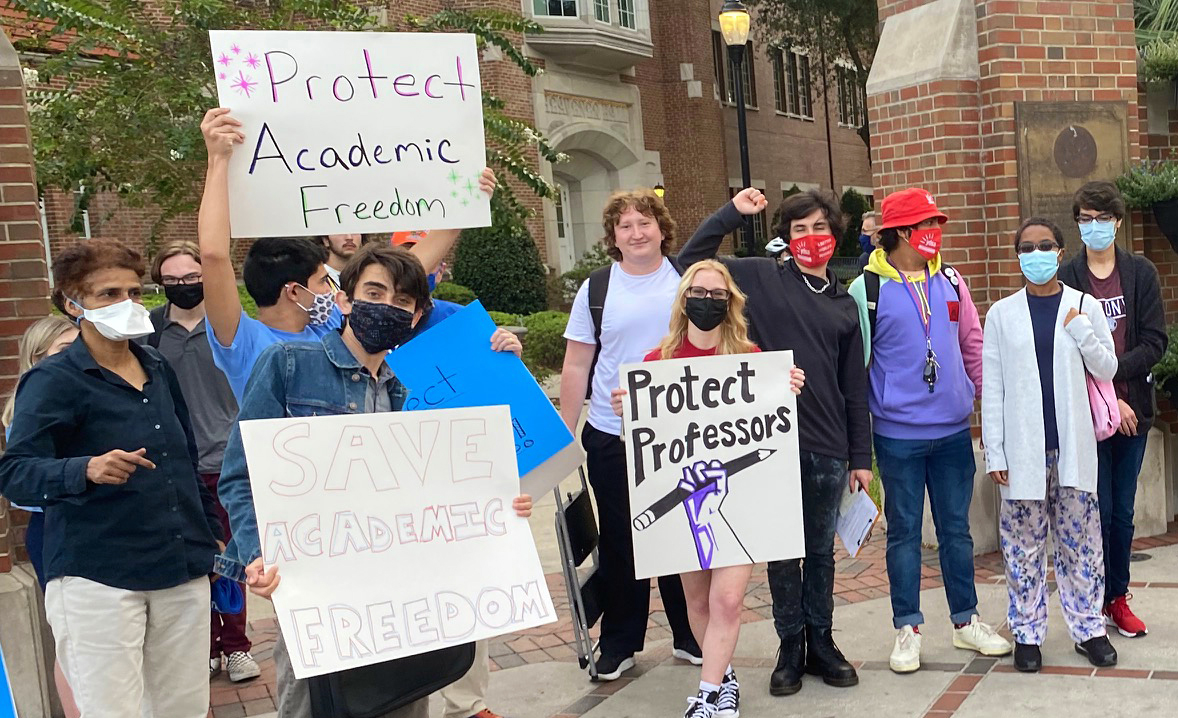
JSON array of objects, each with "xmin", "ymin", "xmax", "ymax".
[{"xmin": 1058, "ymin": 181, "xmax": 1168, "ymax": 640}]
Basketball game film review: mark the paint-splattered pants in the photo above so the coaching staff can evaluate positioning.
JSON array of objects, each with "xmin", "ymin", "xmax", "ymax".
[{"xmin": 999, "ymin": 451, "xmax": 1107, "ymax": 645}]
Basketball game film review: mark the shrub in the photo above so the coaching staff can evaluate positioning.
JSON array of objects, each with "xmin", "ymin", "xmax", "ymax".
[
  {"xmin": 558, "ymin": 244, "xmax": 612, "ymax": 305},
  {"xmin": 839, "ymin": 188, "xmax": 871, "ymax": 257},
  {"xmin": 1116, "ymin": 159, "xmax": 1178, "ymax": 208},
  {"xmin": 431, "ymin": 282, "xmax": 477, "ymax": 306},
  {"xmin": 488, "ymin": 311, "xmax": 523, "ymax": 326},
  {"xmin": 453, "ymin": 224, "xmax": 547, "ymax": 315},
  {"xmin": 521, "ymin": 310, "xmax": 569, "ymax": 381},
  {"xmin": 1141, "ymin": 37, "xmax": 1178, "ymax": 82},
  {"xmin": 1153, "ymin": 324, "xmax": 1178, "ymax": 396}
]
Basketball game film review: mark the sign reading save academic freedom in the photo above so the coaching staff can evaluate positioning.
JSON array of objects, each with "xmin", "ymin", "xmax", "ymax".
[
  {"xmin": 239, "ymin": 406, "xmax": 554, "ymax": 679},
  {"xmin": 619, "ymin": 351, "xmax": 805, "ymax": 579},
  {"xmin": 209, "ymin": 30, "xmax": 490, "ymax": 238}
]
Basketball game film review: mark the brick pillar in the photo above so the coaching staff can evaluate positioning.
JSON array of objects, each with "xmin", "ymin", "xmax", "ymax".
[
  {"xmin": 868, "ymin": 0, "xmax": 1139, "ymax": 313},
  {"xmin": 0, "ymin": 30, "xmax": 54, "ymax": 573}
]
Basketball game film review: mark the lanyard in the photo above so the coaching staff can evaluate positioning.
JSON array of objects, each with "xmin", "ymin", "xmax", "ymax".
[{"xmin": 889, "ymin": 263, "xmax": 940, "ymax": 393}]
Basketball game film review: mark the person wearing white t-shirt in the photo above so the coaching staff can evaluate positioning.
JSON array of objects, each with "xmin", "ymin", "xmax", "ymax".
[{"xmin": 560, "ymin": 189, "xmax": 702, "ymax": 682}]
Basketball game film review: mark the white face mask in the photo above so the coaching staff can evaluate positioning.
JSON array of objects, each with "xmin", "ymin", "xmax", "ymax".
[{"xmin": 69, "ymin": 297, "xmax": 154, "ymax": 341}]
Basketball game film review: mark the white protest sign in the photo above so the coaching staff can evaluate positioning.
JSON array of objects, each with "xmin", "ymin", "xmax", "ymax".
[
  {"xmin": 620, "ymin": 351, "xmax": 805, "ymax": 578},
  {"xmin": 239, "ymin": 406, "xmax": 555, "ymax": 679},
  {"xmin": 209, "ymin": 30, "xmax": 489, "ymax": 238}
]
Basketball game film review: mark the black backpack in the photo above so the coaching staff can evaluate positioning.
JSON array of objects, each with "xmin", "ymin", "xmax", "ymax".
[
  {"xmin": 585, "ymin": 257, "xmax": 684, "ymax": 399},
  {"xmin": 863, "ymin": 265, "xmax": 962, "ymax": 347},
  {"xmin": 308, "ymin": 643, "xmax": 476, "ymax": 718}
]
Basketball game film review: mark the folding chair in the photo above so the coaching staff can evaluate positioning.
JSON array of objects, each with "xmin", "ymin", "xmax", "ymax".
[{"xmin": 553, "ymin": 467, "xmax": 604, "ymax": 679}]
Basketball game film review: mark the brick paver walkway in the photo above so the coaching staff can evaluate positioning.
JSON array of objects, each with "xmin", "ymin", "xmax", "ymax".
[{"xmin": 209, "ymin": 521, "xmax": 1178, "ymax": 717}]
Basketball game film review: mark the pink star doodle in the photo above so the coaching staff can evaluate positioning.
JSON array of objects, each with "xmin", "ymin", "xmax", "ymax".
[
  {"xmin": 231, "ymin": 43, "xmax": 242, "ymax": 55},
  {"xmin": 244, "ymin": 52, "xmax": 261, "ymax": 70},
  {"xmin": 230, "ymin": 70, "xmax": 258, "ymax": 98},
  {"xmin": 216, "ymin": 52, "xmax": 232, "ymax": 67},
  {"xmin": 218, "ymin": 72, "xmax": 227, "ymax": 81}
]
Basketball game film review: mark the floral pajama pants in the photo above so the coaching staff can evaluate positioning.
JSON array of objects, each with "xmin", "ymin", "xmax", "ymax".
[{"xmin": 999, "ymin": 451, "xmax": 1106, "ymax": 645}]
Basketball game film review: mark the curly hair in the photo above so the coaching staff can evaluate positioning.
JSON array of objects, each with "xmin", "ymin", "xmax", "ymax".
[
  {"xmin": 601, "ymin": 189, "xmax": 677, "ymax": 261},
  {"xmin": 51, "ymin": 239, "xmax": 145, "ymax": 315}
]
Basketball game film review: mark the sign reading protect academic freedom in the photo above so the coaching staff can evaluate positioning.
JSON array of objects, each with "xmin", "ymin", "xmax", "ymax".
[
  {"xmin": 209, "ymin": 30, "xmax": 490, "ymax": 238},
  {"xmin": 239, "ymin": 406, "xmax": 555, "ymax": 679},
  {"xmin": 619, "ymin": 351, "xmax": 805, "ymax": 579}
]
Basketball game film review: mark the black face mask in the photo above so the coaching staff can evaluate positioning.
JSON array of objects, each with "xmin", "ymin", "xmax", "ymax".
[
  {"xmin": 164, "ymin": 282, "xmax": 205, "ymax": 310},
  {"xmin": 348, "ymin": 300, "xmax": 416, "ymax": 354},
  {"xmin": 685, "ymin": 297, "xmax": 728, "ymax": 332}
]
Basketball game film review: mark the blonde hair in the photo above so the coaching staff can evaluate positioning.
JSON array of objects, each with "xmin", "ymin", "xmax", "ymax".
[
  {"xmin": 2, "ymin": 316, "xmax": 78, "ymax": 429},
  {"xmin": 656, "ymin": 260, "xmax": 757, "ymax": 359}
]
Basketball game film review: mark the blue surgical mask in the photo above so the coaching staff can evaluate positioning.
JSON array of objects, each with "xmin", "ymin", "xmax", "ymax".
[
  {"xmin": 1018, "ymin": 250, "xmax": 1060, "ymax": 286},
  {"xmin": 427, "ymin": 273, "xmax": 437, "ymax": 292},
  {"xmin": 858, "ymin": 233, "xmax": 873, "ymax": 253},
  {"xmin": 1079, "ymin": 220, "xmax": 1116, "ymax": 251}
]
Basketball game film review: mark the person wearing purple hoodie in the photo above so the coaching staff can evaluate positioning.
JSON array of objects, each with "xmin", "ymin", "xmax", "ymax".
[{"xmin": 848, "ymin": 189, "xmax": 1011, "ymax": 674}]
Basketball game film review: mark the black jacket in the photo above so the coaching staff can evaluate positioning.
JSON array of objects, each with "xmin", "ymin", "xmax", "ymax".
[
  {"xmin": 1059, "ymin": 246, "xmax": 1169, "ymax": 432},
  {"xmin": 680, "ymin": 202, "xmax": 872, "ymax": 470}
]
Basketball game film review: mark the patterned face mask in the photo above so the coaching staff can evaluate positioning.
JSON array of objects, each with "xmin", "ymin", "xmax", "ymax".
[
  {"xmin": 347, "ymin": 300, "xmax": 416, "ymax": 353},
  {"xmin": 292, "ymin": 283, "xmax": 336, "ymax": 326}
]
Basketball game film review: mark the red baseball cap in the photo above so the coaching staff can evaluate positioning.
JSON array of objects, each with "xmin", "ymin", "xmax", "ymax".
[{"xmin": 879, "ymin": 188, "xmax": 948, "ymax": 229}]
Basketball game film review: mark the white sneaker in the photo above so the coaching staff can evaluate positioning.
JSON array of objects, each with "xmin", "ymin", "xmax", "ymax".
[
  {"xmin": 889, "ymin": 625, "xmax": 921, "ymax": 673},
  {"xmin": 209, "ymin": 655, "xmax": 221, "ymax": 678},
  {"xmin": 225, "ymin": 651, "xmax": 261, "ymax": 682},
  {"xmin": 952, "ymin": 616, "xmax": 1012, "ymax": 657}
]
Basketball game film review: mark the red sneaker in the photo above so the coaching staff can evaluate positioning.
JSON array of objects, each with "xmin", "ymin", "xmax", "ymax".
[{"xmin": 1104, "ymin": 594, "xmax": 1148, "ymax": 637}]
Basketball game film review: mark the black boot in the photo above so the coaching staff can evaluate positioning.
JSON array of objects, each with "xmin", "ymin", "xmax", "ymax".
[
  {"xmin": 804, "ymin": 625, "xmax": 858, "ymax": 687},
  {"xmin": 769, "ymin": 630, "xmax": 805, "ymax": 696}
]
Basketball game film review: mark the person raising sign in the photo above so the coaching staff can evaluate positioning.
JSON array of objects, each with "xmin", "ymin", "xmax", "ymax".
[{"xmin": 609, "ymin": 260, "xmax": 804, "ymax": 718}]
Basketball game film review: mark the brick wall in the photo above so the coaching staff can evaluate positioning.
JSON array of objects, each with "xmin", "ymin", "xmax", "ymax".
[
  {"xmin": 0, "ymin": 30, "xmax": 53, "ymax": 573},
  {"xmin": 871, "ymin": 0, "xmax": 1140, "ymax": 315}
]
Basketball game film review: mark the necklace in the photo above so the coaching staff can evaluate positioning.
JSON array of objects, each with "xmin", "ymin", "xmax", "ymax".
[{"xmin": 800, "ymin": 271, "xmax": 830, "ymax": 294}]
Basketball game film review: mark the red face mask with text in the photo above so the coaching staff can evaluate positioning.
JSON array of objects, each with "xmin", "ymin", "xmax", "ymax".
[
  {"xmin": 789, "ymin": 234, "xmax": 837, "ymax": 268},
  {"xmin": 908, "ymin": 227, "xmax": 943, "ymax": 260}
]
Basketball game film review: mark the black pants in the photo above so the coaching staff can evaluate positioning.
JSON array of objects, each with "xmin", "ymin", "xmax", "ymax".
[
  {"xmin": 582, "ymin": 423, "xmax": 694, "ymax": 657},
  {"xmin": 767, "ymin": 450, "xmax": 847, "ymax": 639}
]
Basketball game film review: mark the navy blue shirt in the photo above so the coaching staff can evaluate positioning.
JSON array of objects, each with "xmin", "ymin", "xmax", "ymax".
[
  {"xmin": 1027, "ymin": 291, "xmax": 1063, "ymax": 452},
  {"xmin": 0, "ymin": 338, "xmax": 222, "ymax": 591}
]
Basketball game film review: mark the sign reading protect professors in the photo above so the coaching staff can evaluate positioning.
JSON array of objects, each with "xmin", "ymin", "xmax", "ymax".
[
  {"xmin": 239, "ymin": 406, "xmax": 555, "ymax": 679},
  {"xmin": 209, "ymin": 30, "xmax": 490, "ymax": 238},
  {"xmin": 619, "ymin": 351, "xmax": 805, "ymax": 579}
]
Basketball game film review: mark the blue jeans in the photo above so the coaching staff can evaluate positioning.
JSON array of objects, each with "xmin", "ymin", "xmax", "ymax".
[
  {"xmin": 874, "ymin": 429, "xmax": 978, "ymax": 628},
  {"xmin": 1097, "ymin": 432, "xmax": 1149, "ymax": 602}
]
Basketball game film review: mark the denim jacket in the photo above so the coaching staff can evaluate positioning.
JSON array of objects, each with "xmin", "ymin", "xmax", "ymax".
[{"xmin": 215, "ymin": 330, "xmax": 407, "ymax": 581}]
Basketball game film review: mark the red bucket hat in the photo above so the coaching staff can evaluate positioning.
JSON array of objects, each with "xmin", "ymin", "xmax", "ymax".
[{"xmin": 879, "ymin": 188, "xmax": 948, "ymax": 230}]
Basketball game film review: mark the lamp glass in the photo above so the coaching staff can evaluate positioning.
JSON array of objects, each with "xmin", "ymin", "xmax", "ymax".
[
  {"xmin": 653, "ymin": 183, "xmax": 665, "ymax": 198},
  {"xmin": 718, "ymin": 2, "xmax": 750, "ymax": 46}
]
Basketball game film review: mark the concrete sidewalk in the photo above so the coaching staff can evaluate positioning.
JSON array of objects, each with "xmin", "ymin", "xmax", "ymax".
[{"xmin": 210, "ymin": 519, "xmax": 1178, "ymax": 718}]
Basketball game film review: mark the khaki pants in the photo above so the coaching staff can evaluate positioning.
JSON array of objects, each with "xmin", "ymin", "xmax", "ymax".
[
  {"xmin": 45, "ymin": 576, "xmax": 210, "ymax": 718},
  {"xmin": 439, "ymin": 640, "xmax": 490, "ymax": 718}
]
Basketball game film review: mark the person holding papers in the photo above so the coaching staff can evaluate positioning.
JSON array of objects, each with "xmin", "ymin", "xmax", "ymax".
[
  {"xmin": 610, "ymin": 259, "xmax": 804, "ymax": 718},
  {"xmin": 219, "ymin": 243, "xmax": 533, "ymax": 718},
  {"xmin": 678, "ymin": 188, "xmax": 870, "ymax": 697},
  {"xmin": 197, "ymin": 108, "xmax": 494, "ymax": 399},
  {"xmin": 847, "ymin": 189, "xmax": 1010, "ymax": 674}
]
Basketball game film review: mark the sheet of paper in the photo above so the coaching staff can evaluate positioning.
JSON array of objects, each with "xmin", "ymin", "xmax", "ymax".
[{"xmin": 836, "ymin": 488, "xmax": 880, "ymax": 559}]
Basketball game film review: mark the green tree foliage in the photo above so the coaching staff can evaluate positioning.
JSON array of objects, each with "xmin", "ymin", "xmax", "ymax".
[
  {"xmin": 838, "ymin": 188, "xmax": 870, "ymax": 257},
  {"xmin": 14, "ymin": 0, "xmax": 564, "ymax": 239},
  {"xmin": 452, "ymin": 223, "xmax": 547, "ymax": 315},
  {"xmin": 746, "ymin": 0, "xmax": 878, "ymax": 149}
]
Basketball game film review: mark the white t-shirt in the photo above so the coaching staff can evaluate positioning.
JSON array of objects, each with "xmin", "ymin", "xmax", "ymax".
[
  {"xmin": 325, "ymin": 263, "xmax": 342, "ymax": 291},
  {"xmin": 564, "ymin": 259, "xmax": 682, "ymax": 435}
]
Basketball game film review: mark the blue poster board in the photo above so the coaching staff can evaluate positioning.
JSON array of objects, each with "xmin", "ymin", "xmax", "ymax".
[
  {"xmin": 387, "ymin": 301, "xmax": 582, "ymax": 495},
  {"xmin": 0, "ymin": 643, "xmax": 17, "ymax": 718}
]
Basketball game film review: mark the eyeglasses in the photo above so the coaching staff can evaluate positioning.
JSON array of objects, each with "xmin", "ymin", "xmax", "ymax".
[
  {"xmin": 685, "ymin": 286, "xmax": 730, "ymax": 301},
  {"xmin": 160, "ymin": 273, "xmax": 202, "ymax": 286},
  {"xmin": 1016, "ymin": 241, "xmax": 1060, "ymax": 254},
  {"xmin": 1075, "ymin": 213, "xmax": 1116, "ymax": 225}
]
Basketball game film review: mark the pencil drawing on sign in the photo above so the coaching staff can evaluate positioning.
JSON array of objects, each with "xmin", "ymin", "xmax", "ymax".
[
  {"xmin": 622, "ymin": 351, "xmax": 805, "ymax": 579},
  {"xmin": 633, "ymin": 450, "xmax": 774, "ymax": 569}
]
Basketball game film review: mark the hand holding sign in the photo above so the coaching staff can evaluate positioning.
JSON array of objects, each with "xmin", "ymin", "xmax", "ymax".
[{"xmin": 201, "ymin": 108, "xmax": 245, "ymax": 160}]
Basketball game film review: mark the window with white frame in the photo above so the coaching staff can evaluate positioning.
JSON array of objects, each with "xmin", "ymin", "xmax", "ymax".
[
  {"xmin": 837, "ymin": 64, "xmax": 867, "ymax": 128},
  {"xmin": 593, "ymin": 0, "xmax": 609, "ymax": 22},
  {"xmin": 534, "ymin": 0, "xmax": 577, "ymax": 17},
  {"xmin": 712, "ymin": 32, "xmax": 757, "ymax": 108},
  {"xmin": 617, "ymin": 0, "xmax": 637, "ymax": 28},
  {"xmin": 774, "ymin": 47, "xmax": 812, "ymax": 119}
]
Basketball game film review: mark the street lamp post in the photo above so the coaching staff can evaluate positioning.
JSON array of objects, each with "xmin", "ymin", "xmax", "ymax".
[{"xmin": 719, "ymin": 0, "xmax": 754, "ymax": 256}]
